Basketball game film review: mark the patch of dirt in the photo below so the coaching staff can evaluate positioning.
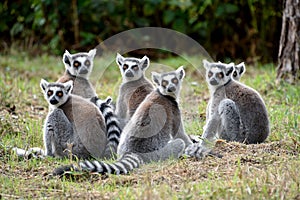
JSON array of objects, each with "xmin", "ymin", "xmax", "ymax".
[{"xmin": 55, "ymin": 140, "xmax": 299, "ymax": 192}]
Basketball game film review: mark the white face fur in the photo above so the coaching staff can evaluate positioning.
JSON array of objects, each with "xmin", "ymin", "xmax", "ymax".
[
  {"xmin": 63, "ymin": 49, "xmax": 97, "ymax": 79},
  {"xmin": 152, "ymin": 66, "xmax": 185, "ymax": 99},
  {"xmin": 116, "ymin": 53, "xmax": 150, "ymax": 82},
  {"xmin": 40, "ymin": 79, "xmax": 73, "ymax": 109},
  {"xmin": 203, "ymin": 60, "xmax": 234, "ymax": 88}
]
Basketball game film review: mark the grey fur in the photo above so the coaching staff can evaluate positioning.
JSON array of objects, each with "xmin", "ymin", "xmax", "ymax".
[
  {"xmin": 58, "ymin": 49, "xmax": 97, "ymax": 99},
  {"xmin": 40, "ymin": 79, "xmax": 108, "ymax": 159},
  {"xmin": 185, "ymin": 60, "xmax": 270, "ymax": 158},
  {"xmin": 115, "ymin": 53, "xmax": 154, "ymax": 128},
  {"xmin": 53, "ymin": 67, "xmax": 192, "ymax": 176}
]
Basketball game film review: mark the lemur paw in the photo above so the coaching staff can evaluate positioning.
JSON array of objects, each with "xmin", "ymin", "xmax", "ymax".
[{"xmin": 184, "ymin": 143, "xmax": 211, "ymax": 159}]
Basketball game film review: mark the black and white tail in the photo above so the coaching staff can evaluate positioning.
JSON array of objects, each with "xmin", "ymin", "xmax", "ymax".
[
  {"xmin": 80, "ymin": 153, "xmax": 143, "ymax": 174},
  {"xmin": 52, "ymin": 152, "xmax": 144, "ymax": 176},
  {"xmin": 96, "ymin": 96, "xmax": 122, "ymax": 158}
]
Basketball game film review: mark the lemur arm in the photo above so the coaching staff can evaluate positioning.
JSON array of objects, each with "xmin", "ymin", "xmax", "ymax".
[{"xmin": 201, "ymin": 113, "xmax": 221, "ymax": 146}]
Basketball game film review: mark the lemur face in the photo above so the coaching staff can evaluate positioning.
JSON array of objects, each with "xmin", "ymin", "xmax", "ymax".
[
  {"xmin": 152, "ymin": 66, "xmax": 185, "ymax": 99},
  {"xmin": 203, "ymin": 60, "xmax": 234, "ymax": 87},
  {"xmin": 40, "ymin": 79, "xmax": 73, "ymax": 108},
  {"xmin": 116, "ymin": 53, "xmax": 150, "ymax": 82},
  {"xmin": 63, "ymin": 49, "xmax": 96, "ymax": 79},
  {"xmin": 232, "ymin": 62, "xmax": 246, "ymax": 81}
]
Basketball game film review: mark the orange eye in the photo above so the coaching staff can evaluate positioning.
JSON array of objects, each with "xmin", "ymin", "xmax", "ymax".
[
  {"xmin": 218, "ymin": 72, "xmax": 224, "ymax": 78},
  {"xmin": 233, "ymin": 71, "xmax": 237, "ymax": 77},
  {"xmin": 162, "ymin": 80, "xmax": 168, "ymax": 87},
  {"xmin": 132, "ymin": 65, "xmax": 139, "ymax": 71},
  {"xmin": 172, "ymin": 78, "xmax": 178, "ymax": 84},
  {"xmin": 73, "ymin": 61, "xmax": 81, "ymax": 68},
  {"xmin": 47, "ymin": 90, "xmax": 53, "ymax": 96},
  {"xmin": 56, "ymin": 91, "xmax": 63, "ymax": 97},
  {"xmin": 123, "ymin": 64, "xmax": 128, "ymax": 70},
  {"xmin": 84, "ymin": 60, "xmax": 90, "ymax": 67},
  {"xmin": 208, "ymin": 71, "xmax": 213, "ymax": 78}
]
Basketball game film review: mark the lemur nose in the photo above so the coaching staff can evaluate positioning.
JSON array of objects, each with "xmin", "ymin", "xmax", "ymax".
[
  {"xmin": 209, "ymin": 78, "xmax": 218, "ymax": 85},
  {"xmin": 79, "ymin": 67, "xmax": 88, "ymax": 74},
  {"xmin": 125, "ymin": 70, "xmax": 134, "ymax": 77},
  {"xmin": 50, "ymin": 98, "xmax": 59, "ymax": 105},
  {"xmin": 167, "ymin": 86, "xmax": 176, "ymax": 92}
]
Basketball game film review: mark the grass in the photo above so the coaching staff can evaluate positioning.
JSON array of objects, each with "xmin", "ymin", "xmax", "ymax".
[{"xmin": 0, "ymin": 52, "xmax": 299, "ymax": 199}]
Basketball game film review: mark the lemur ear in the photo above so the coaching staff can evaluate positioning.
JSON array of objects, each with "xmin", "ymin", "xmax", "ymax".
[
  {"xmin": 236, "ymin": 62, "xmax": 246, "ymax": 75},
  {"xmin": 88, "ymin": 49, "xmax": 97, "ymax": 58},
  {"xmin": 64, "ymin": 80, "xmax": 73, "ymax": 94},
  {"xmin": 116, "ymin": 53, "xmax": 124, "ymax": 67},
  {"xmin": 63, "ymin": 50, "xmax": 72, "ymax": 69},
  {"xmin": 105, "ymin": 96, "xmax": 112, "ymax": 104},
  {"xmin": 176, "ymin": 66, "xmax": 185, "ymax": 80},
  {"xmin": 40, "ymin": 79, "xmax": 49, "ymax": 92},
  {"xmin": 202, "ymin": 59, "xmax": 211, "ymax": 69},
  {"xmin": 140, "ymin": 55, "xmax": 150, "ymax": 70},
  {"xmin": 225, "ymin": 63, "xmax": 235, "ymax": 76},
  {"xmin": 151, "ymin": 72, "xmax": 161, "ymax": 86}
]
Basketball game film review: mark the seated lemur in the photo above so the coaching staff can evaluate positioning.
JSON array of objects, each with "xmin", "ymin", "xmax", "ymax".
[
  {"xmin": 115, "ymin": 53, "xmax": 154, "ymax": 129},
  {"xmin": 186, "ymin": 60, "xmax": 270, "ymax": 158}
]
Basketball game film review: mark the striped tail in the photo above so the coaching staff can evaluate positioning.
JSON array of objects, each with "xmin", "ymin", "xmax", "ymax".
[
  {"xmin": 80, "ymin": 153, "xmax": 143, "ymax": 175},
  {"xmin": 96, "ymin": 96, "xmax": 122, "ymax": 158},
  {"xmin": 52, "ymin": 153, "xmax": 143, "ymax": 176}
]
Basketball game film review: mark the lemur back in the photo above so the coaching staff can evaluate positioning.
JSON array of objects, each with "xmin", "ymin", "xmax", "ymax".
[
  {"xmin": 115, "ymin": 53, "xmax": 154, "ymax": 128},
  {"xmin": 57, "ymin": 49, "xmax": 97, "ymax": 99},
  {"xmin": 40, "ymin": 79, "xmax": 108, "ymax": 159},
  {"xmin": 53, "ymin": 67, "xmax": 192, "ymax": 176},
  {"xmin": 224, "ymin": 80, "xmax": 269, "ymax": 143}
]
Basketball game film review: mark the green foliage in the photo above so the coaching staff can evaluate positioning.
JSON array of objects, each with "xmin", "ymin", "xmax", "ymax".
[{"xmin": 0, "ymin": 0, "xmax": 282, "ymax": 62}]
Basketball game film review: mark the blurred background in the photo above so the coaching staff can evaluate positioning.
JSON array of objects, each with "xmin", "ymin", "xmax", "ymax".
[{"xmin": 0, "ymin": 0, "xmax": 282, "ymax": 63}]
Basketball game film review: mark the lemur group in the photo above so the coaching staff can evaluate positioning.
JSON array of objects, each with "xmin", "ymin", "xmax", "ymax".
[{"xmin": 34, "ymin": 48, "xmax": 271, "ymax": 175}]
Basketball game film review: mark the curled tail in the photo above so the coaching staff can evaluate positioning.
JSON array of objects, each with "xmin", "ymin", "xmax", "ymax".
[
  {"xmin": 96, "ymin": 97, "xmax": 122, "ymax": 158},
  {"xmin": 53, "ymin": 152, "xmax": 143, "ymax": 176}
]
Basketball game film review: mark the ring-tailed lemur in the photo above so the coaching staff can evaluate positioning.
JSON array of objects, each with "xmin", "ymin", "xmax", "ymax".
[
  {"xmin": 57, "ymin": 49, "xmax": 97, "ymax": 99},
  {"xmin": 53, "ymin": 67, "xmax": 193, "ymax": 176},
  {"xmin": 204, "ymin": 61, "xmax": 246, "ymax": 125},
  {"xmin": 13, "ymin": 81, "xmax": 121, "ymax": 159},
  {"xmin": 185, "ymin": 60, "xmax": 270, "ymax": 158},
  {"xmin": 57, "ymin": 49, "xmax": 122, "ymax": 157},
  {"xmin": 40, "ymin": 79, "xmax": 109, "ymax": 159},
  {"xmin": 115, "ymin": 53, "xmax": 154, "ymax": 128}
]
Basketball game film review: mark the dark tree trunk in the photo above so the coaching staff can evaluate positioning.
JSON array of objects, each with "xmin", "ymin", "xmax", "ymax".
[{"xmin": 277, "ymin": 0, "xmax": 300, "ymax": 84}]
